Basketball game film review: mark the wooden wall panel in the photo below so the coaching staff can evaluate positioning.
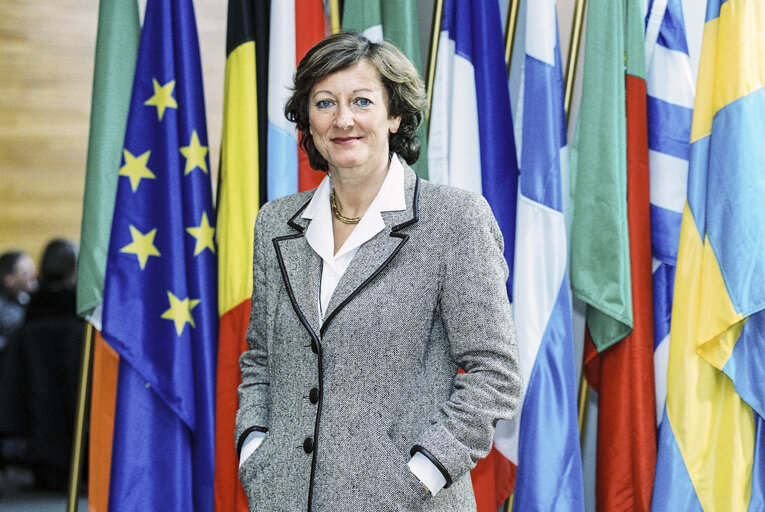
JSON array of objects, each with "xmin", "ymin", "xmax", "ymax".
[{"xmin": 0, "ymin": 0, "xmax": 225, "ymax": 264}]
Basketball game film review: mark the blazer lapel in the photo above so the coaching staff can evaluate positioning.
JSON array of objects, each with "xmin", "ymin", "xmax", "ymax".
[
  {"xmin": 321, "ymin": 166, "xmax": 420, "ymax": 337},
  {"xmin": 273, "ymin": 199, "xmax": 322, "ymax": 339}
]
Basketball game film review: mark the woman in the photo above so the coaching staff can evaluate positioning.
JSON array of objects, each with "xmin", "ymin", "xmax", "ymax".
[{"xmin": 236, "ymin": 33, "xmax": 521, "ymax": 511}]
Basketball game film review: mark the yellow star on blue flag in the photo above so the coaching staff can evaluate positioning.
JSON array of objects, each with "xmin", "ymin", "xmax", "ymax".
[
  {"xmin": 119, "ymin": 149, "xmax": 155, "ymax": 193},
  {"xmin": 180, "ymin": 130, "xmax": 209, "ymax": 175},
  {"xmin": 160, "ymin": 291, "xmax": 200, "ymax": 336},
  {"xmin": 120, "ymin": 225, "xmax": 161, "ymax": 269},
  {"xmin": 144, "ymin": 78, "xmax": 178, "ymax": 121},
  {"xmin": 186, "ymin": 211, "xmax": 215, "ymax": 255}
]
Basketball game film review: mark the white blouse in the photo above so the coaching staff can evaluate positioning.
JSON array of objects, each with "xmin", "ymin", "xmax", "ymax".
[{"xmin": 301, "ymin": 155, "xmax": 406, "ymax": 320}]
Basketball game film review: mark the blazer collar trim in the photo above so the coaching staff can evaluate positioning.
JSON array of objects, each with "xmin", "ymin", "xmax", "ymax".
[
  {"xmin": 284, "ymin": 156, "xmax": 420, "ymax": 235},
  {"xmin": 275, "ymin": 162, "xmax": 421, "ymax": 343},
  {"xmin": 272, "ymin": 232, "xmax": 322, "ymax": 341},
  {"xmin": 391, "ymin": 168, "xmax": 419, "ymax": 232},
  {"xmin": 287, "ymin": 198, "xmax": 312, "ymax": 233},
  {"xmin": 320, "ymin": 166, "xmax": 420, "ymax": 337}
]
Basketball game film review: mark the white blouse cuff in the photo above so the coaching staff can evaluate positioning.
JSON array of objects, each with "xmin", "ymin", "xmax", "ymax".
[
  {"xmin": 238, "ymin": 430, "xmax": 266, "ymax": 468},
  {"xmin": 407, "ymin": 451, "xmax": 447, "ymax": 496}
]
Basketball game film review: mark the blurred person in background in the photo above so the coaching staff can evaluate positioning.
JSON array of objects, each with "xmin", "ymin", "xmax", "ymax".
[
  {"xmin": 0, "ymin": 250, "xmax": 38, "ymax": 494},
  {"xmin": 0, "ymin": 239, "xmax": 83, "ymax": 491},
  {"xmin": 0, "ymin": 251, "xmax": 38, "ymax": 352},
  {"xmin": 24, "ymin": 239, "xmax": 78, "ymax": 324}
]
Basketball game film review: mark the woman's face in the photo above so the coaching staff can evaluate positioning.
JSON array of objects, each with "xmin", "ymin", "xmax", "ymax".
[{"xmin": 308, "ymin": 59, "xmax": 401, "ymax": 175}]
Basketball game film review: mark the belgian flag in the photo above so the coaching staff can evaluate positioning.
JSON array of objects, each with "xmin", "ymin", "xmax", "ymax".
[{"xmin": 214, "ymin": 1, "xmax": 268, "ymax": 511}]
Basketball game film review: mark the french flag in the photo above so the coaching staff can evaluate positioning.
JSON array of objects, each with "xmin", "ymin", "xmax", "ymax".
[
  {"xmin": 505, "ymin": 0, "xmax": 585, "ymax": 509},
  {"xmin": 428, "ymin": 0, "xmax": 517, "ymax": 299},
  {"xmin": 427, "ymin": 0, "xmax": 519, "ymax": 509}
]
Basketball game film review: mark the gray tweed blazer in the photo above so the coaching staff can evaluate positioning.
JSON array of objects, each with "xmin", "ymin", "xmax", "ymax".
[{"xmin": 236, "ymin": 161, "xmax": 521, "ymax": 512}]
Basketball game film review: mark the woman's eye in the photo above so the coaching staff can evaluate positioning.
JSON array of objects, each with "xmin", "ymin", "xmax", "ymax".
[
  {"xmin": 316, "ymin": 99, "xmax": 333, "ymax": 109},
  {"xmin": 354, "ymin": 97, "xmax": 371, "ymax": 107}
]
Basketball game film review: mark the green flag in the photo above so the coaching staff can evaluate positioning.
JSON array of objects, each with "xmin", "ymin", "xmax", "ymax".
[
  {"xmin": 380, "ymin": 0, "xmax": 424, "ymax": 76},
  {"xmin": 342, "ymin": 0, "xmax": 428, "ymax": 179},
  {"xmin": 76, "ymin": 0, "xmax": 140, "ymax": 325},
  {"xmin": 569, "ymin": 0, "xmax": 633, "ymax": 352},
  {"xmin": 341, "ymin": 0, "xmax": 383, "ymax": 42},
  {"xmin": 625, "ymin": 0, "xmax": 646, "ymax": 81}
]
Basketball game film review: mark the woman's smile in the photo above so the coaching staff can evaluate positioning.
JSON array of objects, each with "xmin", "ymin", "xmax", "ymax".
[{"xmin": 331, "ymin": 136, "xmax": 361, "ymax": 144}]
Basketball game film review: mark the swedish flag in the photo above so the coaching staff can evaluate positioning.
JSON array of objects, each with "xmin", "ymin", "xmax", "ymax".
[{"xmin": 658, "ymin": 0, "xmax": 765, "ymax": 510}]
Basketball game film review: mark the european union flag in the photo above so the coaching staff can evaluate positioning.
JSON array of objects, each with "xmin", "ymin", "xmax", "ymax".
[{"xmin": 102, "ymin": 0, "xmax": 217, "ymax": 509}]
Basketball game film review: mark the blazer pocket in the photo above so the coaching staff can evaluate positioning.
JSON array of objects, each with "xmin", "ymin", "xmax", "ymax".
[
  {"xmin": 238, "ymin": 435, "xmax": 275, "ymax": 499},
  {"xmin": 364, "ymin": 434, "xmax": 432, "ymax": 511}
]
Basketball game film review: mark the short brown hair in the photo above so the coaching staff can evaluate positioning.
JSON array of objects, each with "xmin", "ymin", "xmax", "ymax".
[{"xmin": 285, "ymin": 32, "xmax": 427, "ymax": 172}]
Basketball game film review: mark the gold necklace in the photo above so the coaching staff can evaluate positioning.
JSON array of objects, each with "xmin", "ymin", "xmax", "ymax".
[{"xmin": 330, "ymin": 188, "xmax": 362, "ymax": 224}]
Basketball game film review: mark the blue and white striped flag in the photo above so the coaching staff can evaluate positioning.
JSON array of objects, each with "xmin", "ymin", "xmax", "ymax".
[
  {"xmin": 645, "ymin": 0, "xmax": 699, "ymax": 509},
  {"xmin": 644, "ymin": 0, "xmax": 695, "ymax": 425}
]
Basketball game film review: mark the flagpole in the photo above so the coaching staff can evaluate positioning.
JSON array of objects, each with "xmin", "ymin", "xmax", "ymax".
[
  {"xmin": 66, "ymin": 322, "xmax": 95, "ymax": 512},
  {"xmin": 425, "ymin": 0, "xmax": 445, "ymax": 133},
  {"xmin": 329, "ymin": 0, "xmax": 341, "ymax": 34},
  {"xmin": 562, "ymin": 0, "xmax": 591, "ymax": 443},
  {"xmin": 503, "ymin": 2, "xmax": 521, "ymax": 510},
  {"xmin": 564, "ymin": 0, "xmax": 587, "ymax": 121},
  {"xmin": 577, "ymin": 363, "xmax": 590, "ymax": 444},
  {"xmin": 504, "ymin": 0, "xmax": 521, "ymax": 72}
]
